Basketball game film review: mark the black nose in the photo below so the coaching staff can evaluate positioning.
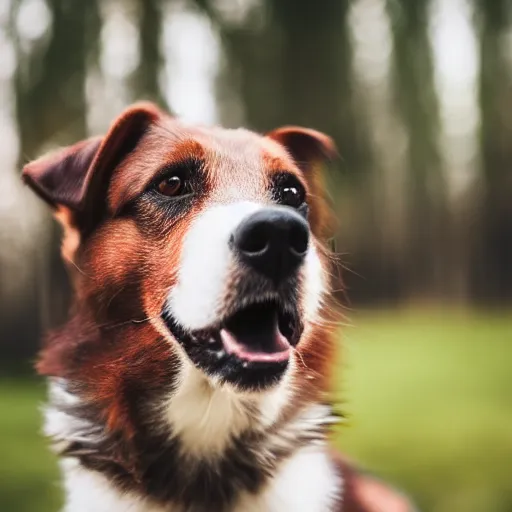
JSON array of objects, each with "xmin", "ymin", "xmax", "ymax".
[{"xmin": 231, "ymin": 207, "xmax": 309, "ymax": 283}]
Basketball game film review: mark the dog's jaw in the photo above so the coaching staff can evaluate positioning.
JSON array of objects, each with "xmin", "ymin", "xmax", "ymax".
[{"xmin": 163, "ymin": 360, "xmax": 293, "ymax": 456}]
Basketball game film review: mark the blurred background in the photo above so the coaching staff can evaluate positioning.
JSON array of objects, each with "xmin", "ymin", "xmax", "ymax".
[{"xmin": 0, "ymin": 0, "xmax": 511, "ymax": 510}]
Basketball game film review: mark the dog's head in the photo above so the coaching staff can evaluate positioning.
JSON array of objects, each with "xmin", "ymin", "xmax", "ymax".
[{"xmin": 24, "ymin": 103, "xmax": 337, "ymax": 394}]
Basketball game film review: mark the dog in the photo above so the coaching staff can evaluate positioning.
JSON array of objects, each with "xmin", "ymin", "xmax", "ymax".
[{"xmin": 23, "ymin": 103, "xmax": 414, "ymax": 511}]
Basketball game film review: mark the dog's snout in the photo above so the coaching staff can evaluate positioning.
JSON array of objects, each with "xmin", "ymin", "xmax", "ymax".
[{"xmin": 231, "ymin": 207, "xmax": 309, "ymax": 282}]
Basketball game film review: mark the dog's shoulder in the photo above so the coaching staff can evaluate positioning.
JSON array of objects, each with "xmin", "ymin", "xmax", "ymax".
[{"xmin": 332, "ymin": 453, "xmax": 418, "ymax": 512}]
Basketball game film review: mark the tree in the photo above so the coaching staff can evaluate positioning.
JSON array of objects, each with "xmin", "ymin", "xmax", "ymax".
[
  {"xmin": 131, "ymin": 0, "xmax": 166, "ymax": 106},
  {"xmin": 386, "ymin": 0, "xmax": 448, "ymax": 299},
  {"xmin": 472, "ymin": 0, "xmax": 512, "ymax": 302},
  {"xmin": 10, "ymin": 0, "xmax": 100, "ymax": 363}
]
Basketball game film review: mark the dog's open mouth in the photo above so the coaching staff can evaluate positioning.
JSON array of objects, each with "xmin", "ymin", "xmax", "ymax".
[
  {"xmin": 221, "ymin": 302, "xmax": 297, "ymax": 363},
  {"xmin": 163, "ymin": 299, "xmax": 303, "ymax": 366}
]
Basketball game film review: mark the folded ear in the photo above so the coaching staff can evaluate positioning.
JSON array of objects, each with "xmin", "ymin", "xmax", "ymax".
[
  {"xmin": 22, "ymin": 137, "xmax": 102, "ymax": 209},
  {"xmin": 22, "ymin": 102, "xmax": 163, "ymax": 226},
  {"xmin": 266, "ymin": 126, "xmax": 338, "ymax": 172},
  {"xmin": 267, "ymin": 126, "xmax": 338, "ymax": 239}
]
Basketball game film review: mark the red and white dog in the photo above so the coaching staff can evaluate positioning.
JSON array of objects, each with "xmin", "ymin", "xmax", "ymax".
[{"xmin": 23, "ymin": 103, "xmax": 413, "ymax": 511}]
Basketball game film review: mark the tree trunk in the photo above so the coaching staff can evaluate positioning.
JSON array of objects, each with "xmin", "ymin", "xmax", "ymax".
[
  {"xmin": 10, "ymin": 0, "xmax": 99, "ymax": 366},
  {"xmin": 132, "ymin": 0, "xmax": 166, "ymax": 106},
  {"xmin": 472, "ymin": 0, "xmax": 512, "ymax": 303},
  {"xmin": 387, "ymin": 0, "xmax": 449, "ymax": 301}
]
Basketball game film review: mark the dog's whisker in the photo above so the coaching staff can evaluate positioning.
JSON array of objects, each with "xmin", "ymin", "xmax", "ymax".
[
  {"xmin": 100, "ymin": 315, "xmax": 160, "ymax": 330},
  {"xmin": 294, "ymin": 347, "xmax": 309, "ymax": 370},
  {"xmin": 131, "ymin": 315, "xmax": 160, "ymax": 324},
  {"xmin": 68, "ymin": 259, "xmax": 91, "ymax": 278}
]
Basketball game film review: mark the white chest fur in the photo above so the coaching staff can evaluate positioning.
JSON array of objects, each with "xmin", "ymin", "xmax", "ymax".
[
  {"xmin": 48, "ymin": 370, "xmax": 341, "ymax": 511},
  {"xmin": 237, "ymin": 446, "xmax": 341, "ymax": 512},
  {"xmin": 60, "ymin": 447, "xmax": 341, "ymax": 512}
]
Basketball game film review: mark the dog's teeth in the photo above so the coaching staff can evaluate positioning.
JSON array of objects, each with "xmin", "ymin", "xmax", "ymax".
[
  {"xmin": 242, "ymin": 361, "xmax": 248, "ymax": 368},
  {"xmin": 216, "ymin": 350, "xmax": 225, "ymax": 359}
]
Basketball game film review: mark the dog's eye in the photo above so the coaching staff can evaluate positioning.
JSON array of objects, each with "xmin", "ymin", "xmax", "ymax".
[
  {"xmin": 156, "ymin": 175, "xmax": 191, "ymax": 197},
  {"xmin": 273, "ymin": 174, "xmax": 306, "ymax": 208},
  {"xmin": 281, "ymin": 184, "xmax": 304, "ymax": 207}
]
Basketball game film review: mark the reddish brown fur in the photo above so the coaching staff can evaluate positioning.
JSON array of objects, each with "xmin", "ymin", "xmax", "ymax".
[
  {"xmin": 25, "ymin": 103, "xmax": 413, "ymax": 511},
  {"xmin": 31, "ymin": 104, "xmax": 336, "ymax": 434}
]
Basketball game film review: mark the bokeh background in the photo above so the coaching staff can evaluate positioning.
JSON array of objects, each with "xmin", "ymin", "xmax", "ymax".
[{"xmin": 0, "ymin": 0, "xmax": 511, "ymax": 511}]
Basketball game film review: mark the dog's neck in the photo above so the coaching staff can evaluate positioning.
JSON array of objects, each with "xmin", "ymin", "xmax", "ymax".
[
  {"xmin": 162, "ymin": 362, "xmax": 291, "ymax": 456},
  {"xmin": 44, "ymin": 358, "xmax": 339, "ymax": 510}
]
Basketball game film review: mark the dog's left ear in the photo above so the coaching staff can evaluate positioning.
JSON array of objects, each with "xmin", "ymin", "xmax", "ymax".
[
  {"xmin": 23, "ymin": 102, "xmax": 163, "ymax": 266},
  {"xmin": 22, "ymin": 102, "xmax": 163, "ymax": 229},
  {"xmin": 266, "ymin": 126, "xmax": 338, "ymax": 172},
  {"xmin": 267, "ymin": 126, "xmax": 338, "ymax": 238}
]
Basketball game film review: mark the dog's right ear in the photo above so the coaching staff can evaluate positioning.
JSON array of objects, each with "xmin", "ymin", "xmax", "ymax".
[{"xmin": 22, "ymin": 102, "xmax": 163, "ymax": 227}]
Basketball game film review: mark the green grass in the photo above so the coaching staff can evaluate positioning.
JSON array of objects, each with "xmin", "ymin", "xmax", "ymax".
[
  {"xmin": 1, "ymin": 310, "xmax": 511, "ymax": 512},
  {"xmin": 0, "ymin": 380, "xmax": 61, "ymax": 512},
  {"xmin": 334, "ymin": 310, "xmax": 512, "ymax": 512}
]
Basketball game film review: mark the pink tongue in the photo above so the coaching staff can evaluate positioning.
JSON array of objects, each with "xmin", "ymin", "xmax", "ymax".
[
  {"xmin": 220, "ymin": 319, "xmax": 291, "ymax": 362},
  {"xmin": 220, "ymin": 328, "xmax": 290, "ymax": 363},
  {"xmin": 220, "ymin": 302, "xmax": 291, "ymax": 363}
]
